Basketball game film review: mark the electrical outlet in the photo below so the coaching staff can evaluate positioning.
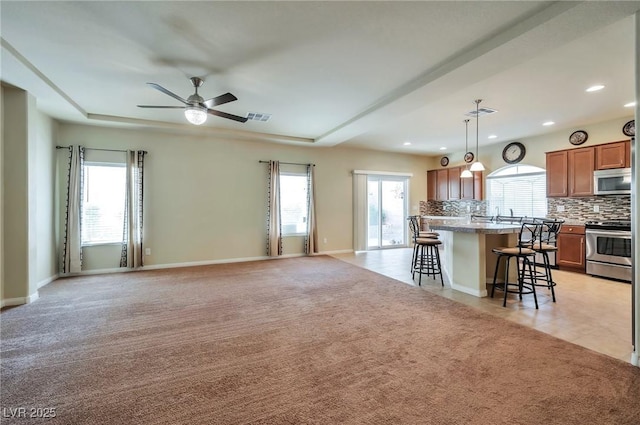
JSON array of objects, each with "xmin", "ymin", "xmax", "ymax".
[
  {"xmin": 323, "ymin": 238, "xmax": 327, "ymax": 244},
  {"xmin": 476, "ymin": 205, "xmax": 481, "ymax": 211},
  {"xmin": 443, "ymin": 205, "xmax": 448, "ymax": 211},
  {"xmin": 145, "ymin": 248, "xmax": 151, "ymax": 256},
  {"xmin": 556, "ymin": 205, "xmax": 565, "ymax": 212},
  {"xmin": 593, "ymin": 205, "xmax": 600, "ymax": 213},
  {"xmin": 466, "ymin": 205, "xmax": 471, "ymax": 212}
]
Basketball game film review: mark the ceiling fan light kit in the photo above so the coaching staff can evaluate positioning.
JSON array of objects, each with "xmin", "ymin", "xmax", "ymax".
[
  {"xmin": 138, "ymin": 76, "xmax": 248, "ymax": 125},
  {"xmin": 184, "ymin": 105, "xmax": 208, "ymax": 125}
]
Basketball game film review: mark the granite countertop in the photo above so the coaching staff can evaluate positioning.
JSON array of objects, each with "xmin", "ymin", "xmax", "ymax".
[{"xmin": 428, "ymin": 220, "xmax": 522, "ymax": 234}]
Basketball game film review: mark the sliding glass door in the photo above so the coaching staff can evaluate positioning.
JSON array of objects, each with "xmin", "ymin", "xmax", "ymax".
[{"xmin": 367, "ymin": 176, "xmax": 408, "ymax": 249}]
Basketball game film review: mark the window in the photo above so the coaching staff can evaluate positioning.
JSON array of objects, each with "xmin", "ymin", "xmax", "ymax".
[
  {"xmin": 81, "ymin": 163, "xmax": 126, "ymax": 245},
  {"xmin": 280, "ymin": 173, "xmax": 308, "ymax": 236},
  {"xmin": 486, "ymin": 164, "xmax": 547, "ymax": 218}
]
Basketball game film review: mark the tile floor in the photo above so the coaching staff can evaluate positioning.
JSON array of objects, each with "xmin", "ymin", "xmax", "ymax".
[{"xmin": 331, "ymin": 247, "xmax": 633, "ymax": 363}]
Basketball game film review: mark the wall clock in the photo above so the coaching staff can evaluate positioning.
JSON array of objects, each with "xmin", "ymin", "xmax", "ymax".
[
  {"xmin": 502, "ymin": 142, "xmax": 526, "ymax": 164},
  {"xmin": 464, "ymin": 152, "xmax": 475, "ymax": 163},
  {"xmin": 440, "ymin": 156, "xmax": 449, "ymax": 167},
  {"xmin": 622, "ymin": 120, "xmax": 635, "ymax": 137},
  {"xmin": 569, "ymin": 130, "xmax": 588, "ymax": 146}
]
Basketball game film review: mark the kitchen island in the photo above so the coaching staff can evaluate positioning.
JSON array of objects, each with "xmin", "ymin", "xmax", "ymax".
[{"xmin": 426, "ymin": 219, "xmax": 522, "ymax": 297}]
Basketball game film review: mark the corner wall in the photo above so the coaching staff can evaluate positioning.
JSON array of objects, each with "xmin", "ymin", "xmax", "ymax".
[{"xmin": 1, "ymin": 85, "xmax": 57, "ymax": 308}]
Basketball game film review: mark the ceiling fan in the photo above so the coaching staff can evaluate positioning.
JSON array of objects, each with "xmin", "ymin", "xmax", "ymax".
[{"xmin": 137, "ymin": 77, "xmax": 248, "ymax": 125}]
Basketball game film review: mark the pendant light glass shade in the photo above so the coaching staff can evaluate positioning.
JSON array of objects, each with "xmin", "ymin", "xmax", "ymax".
[
  {"xmin": 460, "ymin": 119, "xmax": 473, "ymax": 178},
  {"xmin": 469, "ymin": 161, "xmax": 485, "ymax": 172},
  {"xmin": 470, "ymin": 99, "xmax": 485, "ymax": 172}
]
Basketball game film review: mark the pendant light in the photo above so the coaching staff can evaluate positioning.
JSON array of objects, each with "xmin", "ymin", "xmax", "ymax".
[
  {"xmin": 460, "ymin": 119, "xmax": 473, "ymax": 178},
  {"xmin": 469, "ymin": 99, "xmax": 485, "ymax": 172}
]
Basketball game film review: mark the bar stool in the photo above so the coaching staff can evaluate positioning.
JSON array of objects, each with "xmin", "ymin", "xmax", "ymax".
[
  {"xmin": 407, "ymin": 216, "xmax": 443, "ymax": 286},
  {"xmin": 528, "ymin": 219, "xmax": 564, "ymax": 302},
  {"xmin": 407, "ymin": 216, "xmax": 438, "ymax": 272},
  {"xmin": 413, "ymin": 237, "xmax": 444, "ymax": 287},
  {"xmin": 490, "ymin": 221, "xmax": 540, "ymax": 309}
]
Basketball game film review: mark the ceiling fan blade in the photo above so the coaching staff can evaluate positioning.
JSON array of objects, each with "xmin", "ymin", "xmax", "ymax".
[
  {"xmin": 207, "ymin": 109, "xmax": 248, "ymax": 123},
  {"xmin": 203, "ymin": 92, "xmax": 237, "ymax": 108},
  {"xmin": 137, "ymin": 105, "xmax": 186, "ymax": 109},
  {"xmin": 146, "ymin": 82, "xmax": 189, "ymax": 105}
]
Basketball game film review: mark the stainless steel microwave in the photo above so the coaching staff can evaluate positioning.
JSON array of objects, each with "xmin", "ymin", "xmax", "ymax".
[{"xmin": 593, "ymin": 168, "xmax": 631, "ymax": 195}]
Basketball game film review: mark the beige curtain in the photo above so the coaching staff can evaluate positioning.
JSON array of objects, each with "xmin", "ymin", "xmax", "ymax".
[
  {"xmin": 120, "ymin": 150, "xmax": 146, "ymax": 268},
  {"xmin": 267, "ymin": 160, "xmax": 282, "ymax": 256},
  {"xmin": 61, "ymin": 145, "xmax": 84, "ymax": 273},
  {"xmin": 305, "ymin": 165, "xmax": 318, "ymax": 254}
]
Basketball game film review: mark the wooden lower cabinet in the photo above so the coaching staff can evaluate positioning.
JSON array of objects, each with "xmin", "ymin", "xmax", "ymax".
[{"xmin": 557, "ymin": 225, "xmax": 586, "ymax": 272}]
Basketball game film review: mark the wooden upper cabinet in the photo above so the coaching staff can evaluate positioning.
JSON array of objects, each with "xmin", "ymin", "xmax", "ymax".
[
  {"xmin": 436, "ymin": 169, "xmax": 448, "ymax": 201},
  {"xmin": 546, "ymin": 151, "xmax": 568, "ymax": 197},
  {"xmin": 448, "ymin": 167, "xmax": 461, "ymax": 200},
  {"xmin": 428, "ymin": 166, "xmax": 482, "ymax": 201},
  {"xmin": 568, "ymin": 147, "xmax": 594, "ymax": 197},
  {"xmin": 596, "ymin": 141, "xmax": 629, "ymax": 170},
  {"xmin": 473, "ymin": 171, "xmax": 483, "ymax": 200},
  {"xmin": 427, "ymin": 170, "xmax": 437, "ymax": 201},
  {"xmin": 461, "ymin": 170, "xmax": 483, "ymax": 200}
]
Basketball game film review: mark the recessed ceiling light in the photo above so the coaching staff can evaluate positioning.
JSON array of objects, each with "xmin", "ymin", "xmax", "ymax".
[
  {"xmin": 403, "ymin": 142, "xmax": 412, "ymax": 146},
  {"xmin": 543, "ymin": 121, "xmax": 555, "ymax": 126},
  {"xmin": 624, "ymin": 101, "xmax": 636, "ymax": 108},
  {"xmin": 586, "ymin": 85, "xmax": 605, "ymax": 92},
  {"xmin": 488, "ymin": 135, "xmax": 497, "ymax": 139},
  {"xmin": 439, "ymin": 147, "xmax": 447, "ymax": 150}
]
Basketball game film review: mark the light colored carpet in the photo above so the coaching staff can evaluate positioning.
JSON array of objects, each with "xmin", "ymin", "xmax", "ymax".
[{"xmin": 1, "ymin": 256, "xmax": 639, "ymax": 424}]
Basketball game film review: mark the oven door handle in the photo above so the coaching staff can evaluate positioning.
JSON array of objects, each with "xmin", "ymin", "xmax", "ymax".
[{"xmin": 585, "ymin": 229, "xmax": 632, "ymax": 239}]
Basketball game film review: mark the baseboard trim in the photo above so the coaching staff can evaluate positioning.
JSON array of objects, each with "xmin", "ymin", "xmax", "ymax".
[
  {"xmin": 1, "ymin": 291, "xmax": 40, "ymax": 308},
  {"xmin": 37, "ymin": 274, "xmax": 59, "ymax": 289},
  {"xmin": 321, "ymin": 249, "xmax": 354, "ymax": 255},
  {"xmin": 57, "ymin": 252, "xmax": 353, "ymax": 277},
  {"xmin": 450, "ymin": 282, "xmax": 488, "ymax": 298},
  {"xmin": 142, "ymin": 255, "xmax": 272, "ymax": 271},
  {"xmin": 631, "ymin": 351, "xmax": 639, "ymax": 367}
]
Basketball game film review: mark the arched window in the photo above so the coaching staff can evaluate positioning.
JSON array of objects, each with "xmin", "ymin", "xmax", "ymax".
[{"xmin": 486, "ymin": 164, "xmax": 546, "ymax": 218}]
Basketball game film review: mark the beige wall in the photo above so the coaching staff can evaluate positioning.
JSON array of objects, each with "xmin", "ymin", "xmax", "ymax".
[
  {"xmin": 1, "ymin": 86, "xmax": 57, "ymax": 306},
  {"xmin": 436, "ymin": 116, "xmax": 634, "ymax": 174},
  {"xmin": 0, "ymin": 85, "xmax": 4, "ymax": 302},
  {"xmin": 57, "ymin": 123, "xmax": 430, "ymax": 270}
]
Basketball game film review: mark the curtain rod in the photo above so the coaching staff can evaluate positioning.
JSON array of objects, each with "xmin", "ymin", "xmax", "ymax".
[
  {"xmin": 56, "ymin": 146, "xmax": 147, "ymax": 154},
  {"xmin": 259, "ymin": 160, "xmax": 315, "ymax": 166}
]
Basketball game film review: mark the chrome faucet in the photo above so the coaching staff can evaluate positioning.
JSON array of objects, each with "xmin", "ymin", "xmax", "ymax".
[
  {"xmin": 494, "ymin": 206, "xmax": 500, "ymax": 217},
  {"xmin": 510, "ymin": 208, "xmax": 514, "ymax": 217}
]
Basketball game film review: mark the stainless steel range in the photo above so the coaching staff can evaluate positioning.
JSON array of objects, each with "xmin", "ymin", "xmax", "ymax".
[{"xmin": 585, "ymin": 220, "xmax": 632, "ymax": 282}]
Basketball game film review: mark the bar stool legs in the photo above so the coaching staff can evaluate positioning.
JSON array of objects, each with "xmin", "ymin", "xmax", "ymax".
[
  {"xmin": 412, "ymin": 241, "xmax": 444, "ymax": 287},
  {"xmin": 490, "ymin": 254, "xmax": 539, "ymax": 309}
]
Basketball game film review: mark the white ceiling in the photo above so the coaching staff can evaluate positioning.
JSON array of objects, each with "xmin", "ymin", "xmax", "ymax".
[{"xmin": 1, "ymin": 1, "xmax": 638, "ymax": 155}]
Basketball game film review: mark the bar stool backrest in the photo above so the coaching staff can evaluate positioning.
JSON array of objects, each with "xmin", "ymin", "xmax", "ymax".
[
  {"xmin": 407, "ymin": 216, "xmax": 420, "ymax": 243},
  {"xmin": 535, "ymin": 218, "xmax": 564, "ymax": 249},
  {"xmin": 517, "ymin": 221, "xmax": 541, "ymax": 253}
]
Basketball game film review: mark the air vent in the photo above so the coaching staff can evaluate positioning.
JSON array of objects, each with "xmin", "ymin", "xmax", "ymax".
[
  {"xmin": 247, "ymin": 112, "xmax": 271, "ymax": 122},
  {"xmin": 465, "ymin": 107, "xmax": 497, "ymax": 117}
]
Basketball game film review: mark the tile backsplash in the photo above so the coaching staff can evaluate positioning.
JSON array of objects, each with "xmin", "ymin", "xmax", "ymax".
[
  {"xmin": 421, "ymin": 195, "xmax": 630, "ymax": 222},
  {"xmin": 546, "ymin": 196, "xmax": 630, "ymax": 221}
]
